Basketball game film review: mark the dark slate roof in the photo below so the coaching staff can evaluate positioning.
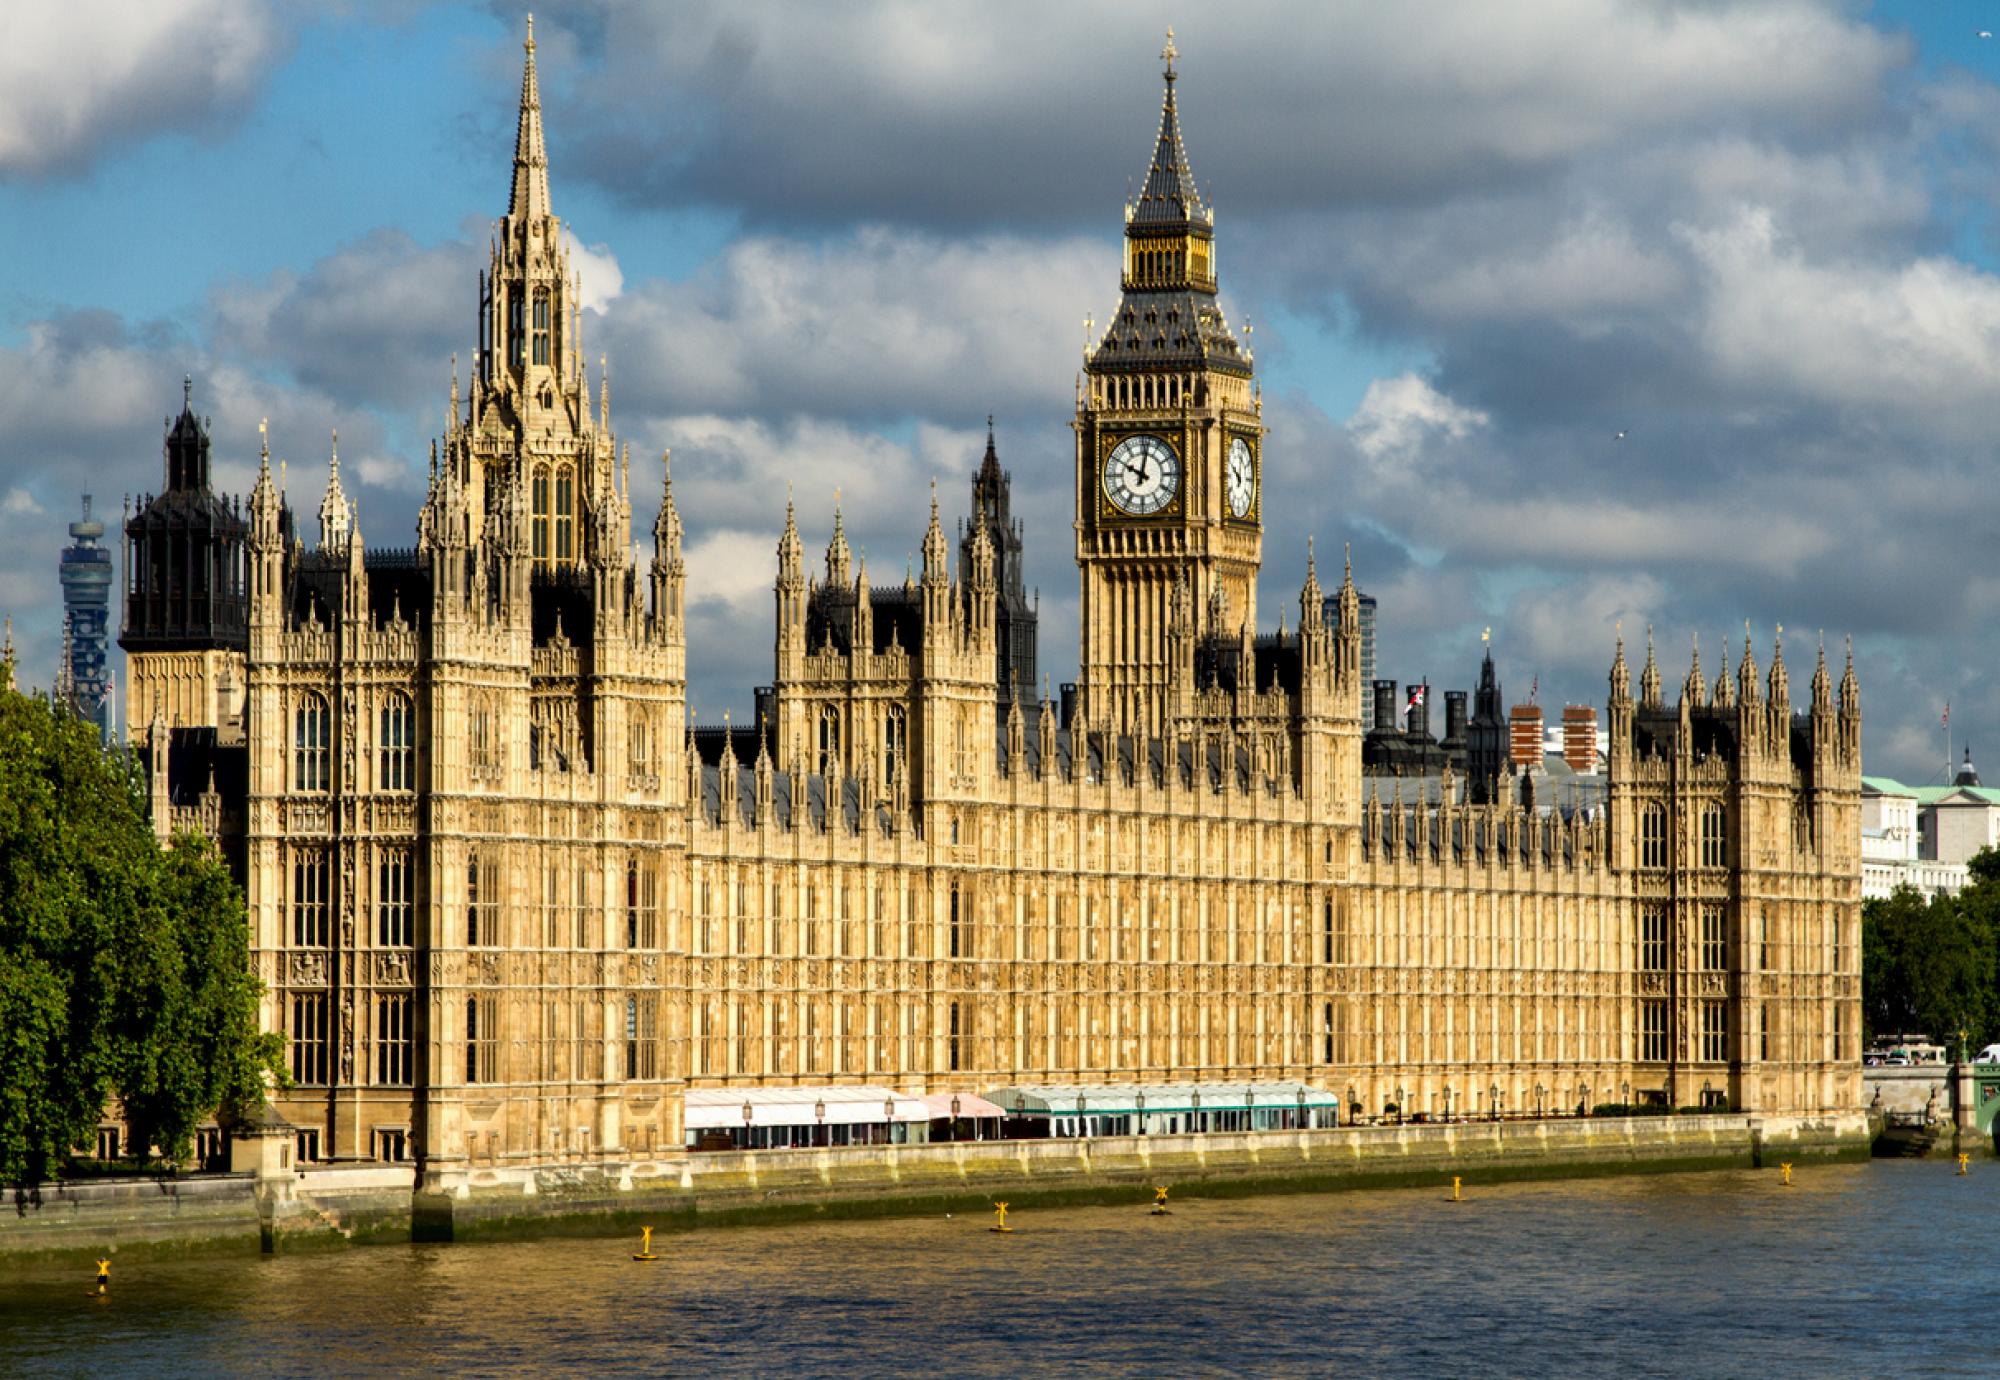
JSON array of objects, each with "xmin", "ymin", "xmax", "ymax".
[
  {"xmin": 1091, "ymin": 291, "xmax": 1248, "ymax": 376},
  {"xmin": 1132, "ymin": 73, "xmax": 1204, "ymax": 228},
  {"xmin": 696, "ymin": 763, "xmax": 890, "ymax": 834}
]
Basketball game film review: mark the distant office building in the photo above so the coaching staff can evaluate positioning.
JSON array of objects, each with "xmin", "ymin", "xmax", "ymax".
[
  {"xmin": 1561, "ymin": 706, "xmax": 1599, "ymax": 772},
  {"xmin": 1859, "ymin": 762, "xmax": 1988, "ymax": 900},
  {"xmin": 57, "ymin": 494, "xmax": 114, "ymax": 739},
  {"xmin": 1324, "ymin": 588, "xmax": 1376, "ymax": 728},
  {"xmin": 1509, "ymin": 703, "xmax": 1542, "ymax": 769}
]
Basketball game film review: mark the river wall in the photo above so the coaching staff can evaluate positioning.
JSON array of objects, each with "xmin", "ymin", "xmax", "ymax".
[{"xmin": 1, "ymin": 1112, "xmax": 1866, "ymax": 1262}]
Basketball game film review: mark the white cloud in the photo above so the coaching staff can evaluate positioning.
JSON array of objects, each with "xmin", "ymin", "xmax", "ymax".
[
  {"xmin": 1346, "ymin": 374, "xmax": 1490, "ymax": 464},
  {"xmin": 1, "ymin": 488, "xmax": 45, "ymax": 518},
  {"xmin": 1679, "ymin": 209, "xmax": 2000, "ymax": 431},
  {"xmin": 599, "ymin": 228, "xmax": 1113, "ymax": 423},
  {"xmin": 0, "ymin": 0, "xmax": 287, "ymax": 176},
  {"xmin": 570, "ymin": 239, "xmax": 624, "ymax": 313}
]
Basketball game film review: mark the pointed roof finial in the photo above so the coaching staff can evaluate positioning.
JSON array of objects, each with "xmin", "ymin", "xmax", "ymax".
[
  {"xmin": 183, "ymin": 374, "xmax": 192, "ymax": 409},
  {"xmin": 1162, "ymin": 25, "xmax": 1178, "ymax": 81},
  {"xmin": 509, "ymin": 13, "xmax": 552, "ymax": 220}
]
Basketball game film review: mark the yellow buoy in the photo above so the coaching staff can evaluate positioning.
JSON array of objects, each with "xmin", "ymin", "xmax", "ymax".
[
  {"xmin": 990, "ymin": 1201, "xmax": 1013, "ymax": 1234},
  {"xmin": 1959, "ymin": 1152, "xmax": 1972, "ymax": 1177},
  {"xmin": 1780, "ymin": 1162, "xmax": 1793, "ymax": 1187},
  {"xmin": 1151, "ymin": 1185, "xmax": 1171, "ymax": 1216},
  {"xmin": 632, "ymin": 1225, "xmax": 660, "ymax": 1261},
  {"xmin": 92, "ymin": 1257, "xmax": 110, "ymax": 1298},
  {"xmin": 1450, "ymin": 1176, "xmax": 1463, "ymax": 1203}
]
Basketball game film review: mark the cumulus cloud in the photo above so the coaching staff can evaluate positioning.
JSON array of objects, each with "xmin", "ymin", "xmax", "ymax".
[
  {"xmin": 0, "ymin": 0, "xmax": 288, "ymax": 177},
  {"xmin": 207, "ymin": 228, "xmax": 477, "ymax": 412},
  {"xmin": 1347, "ymin": 374, "xmax": 1490, "ymax": 465},
  {"xmin": 596, "ymin": 228, "xmax": 1112, "ymax": 424},
  {"xmin": 513, "ymin": 0, "xmax": 1903, "ymax": 227}
]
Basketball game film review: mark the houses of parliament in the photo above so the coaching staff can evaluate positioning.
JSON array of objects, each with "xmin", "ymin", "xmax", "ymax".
[{"xmin": 113, "ymin": 26, "xmax": 1862, "ymax": 1178}]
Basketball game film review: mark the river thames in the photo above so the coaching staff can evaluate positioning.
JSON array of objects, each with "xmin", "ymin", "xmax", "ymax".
[{"xmin": 1, "ymin": 1161, "xmax": 1991, "ymax": 1376}]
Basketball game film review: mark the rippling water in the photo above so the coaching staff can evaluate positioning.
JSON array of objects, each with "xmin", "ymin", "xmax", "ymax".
[{"xmin": 3, "ymin": 1161, "xmax": 1995, "ymax": 1376}]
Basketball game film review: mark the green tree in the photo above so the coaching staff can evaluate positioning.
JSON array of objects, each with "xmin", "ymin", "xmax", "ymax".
[
  {"xmin": 1862, "ymin": 884, "xmax": 1995, "ymax": 1052},
  {"xmin": 0, "ymin": 682, "xmax": 280, "ymax": 1184}
]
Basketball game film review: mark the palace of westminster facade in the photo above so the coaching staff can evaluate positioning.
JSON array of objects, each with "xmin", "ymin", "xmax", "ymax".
[{"xmin": 116, "ymin": 29, "xmax": 1862, "ymax": 1172}]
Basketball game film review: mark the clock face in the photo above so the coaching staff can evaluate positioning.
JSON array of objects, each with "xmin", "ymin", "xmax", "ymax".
[
  {"xmin": 1226, "ymin": 436, "xmax": 1255, "ymax": 518},
  {"xmin": 1103, "ymin": 434, "xmax": 1181, "ymax": 516}
]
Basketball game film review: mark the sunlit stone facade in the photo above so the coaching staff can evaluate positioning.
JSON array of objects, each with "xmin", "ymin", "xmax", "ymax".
[{"xmin": 126, "ymin": 29, "xmax": 1864, "ymax": 1178}]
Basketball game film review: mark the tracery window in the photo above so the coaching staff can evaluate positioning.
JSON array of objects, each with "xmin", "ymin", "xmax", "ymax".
[
  {"xmin": 1701, "ymin": 804, "xmax": 1727, "ymax": 868},
  {"xmin": 377, "ymin": 848, "xmax": 412, "ymax": 947},
  {"xmin": 292, "ymin": 849, "xmax": 329, "ymax": 947},
  {"xmin": 1640, "ymin": 999, "xmax": 1669, "ymax": 1063},
  {"xmin": 379, "ymin": 692, "xmax": 415, "ymax": 791},
  {"xmin": 291, "ymin": 994, "xmax": 329, "ymax": 1086},
  {"xmin": 883, "ymin": 706, "xmax": 906, "ymax": 785},
  {"xmin": 553, "ymin": 466, "xmax": 574, "ymax": 562},
  {"xmin": 1640, "ymin": 804, "xmax": 1667, "ymax": 869},
  {"xmin": 1701, "ymin": 905, "xmax": 1728, "ymax": 971},
  {"xmin": 467, "ymin": 852, "xmax": 498, "ymax": 946},
  {"xmin": 1701, "ymin": 1000, "xmax": 1729, "ymax": 1063},
  {"xmin": 1639, "ymin": 906, "xmax": 1667, "ymax": 972},
  {"xmin": 531, "ymin": 465, "xmax": 551, "ymax": 562},
  {"xmin": 295, "ymin": 693, "xmax": 330, "ymax": 792},
  {"xmin": 820, "ymin": 705, "xmax": 840, "ymax": 777},
  {"xmin": 531, "ymin": 288, "xmax": 551, "ymax": 366},
  {"xmin": 625, "ymin": 994, "xmax": 658, "ymax": 1080},
  {"xmin": 375, "ymin": 994, "xmax": 412, "ymax": 1086},
  {"xmin": 466, "ymin": 995, "xmax": 497, "ymax": 1084}
]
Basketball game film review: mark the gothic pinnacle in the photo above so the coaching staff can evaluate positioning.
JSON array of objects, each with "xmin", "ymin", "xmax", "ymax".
[{"xmin": 509, "ymin": 14, "xmax": 552, "ymax": 220}]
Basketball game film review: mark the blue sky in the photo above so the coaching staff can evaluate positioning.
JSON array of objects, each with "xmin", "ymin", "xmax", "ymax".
[{"xmin": 4, "ymin": 0, "xmax": 2000, "ymax": 783}]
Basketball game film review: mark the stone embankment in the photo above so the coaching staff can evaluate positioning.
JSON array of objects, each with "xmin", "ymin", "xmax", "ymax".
[{"xmin": 1, "ymin": 1112, "xmax": 1867, "ymax": 1262}]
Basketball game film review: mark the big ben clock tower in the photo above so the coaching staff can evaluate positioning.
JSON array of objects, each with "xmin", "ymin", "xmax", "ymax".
[{"xmin": 1076, "ymin": 31, "xmax": 1261, "ymax": 737}]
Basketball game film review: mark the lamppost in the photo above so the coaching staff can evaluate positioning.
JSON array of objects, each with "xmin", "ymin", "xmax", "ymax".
[
  {"xmin": 1077, "ymin": 1093, "xmax": 1088, "ymax": 1139},
  {"xmin": 1345, "ymin": 1084, "xmax": 1357, "ymax": 1125},
  {"xmin": 884, "ymin": 1095, "xmax": 897, "ymax": 1145},
  {"xmin": 1621, "ymin": 1080, "xmax": 1630, "ymax": 1109},
  {"xmin": 1489, "ymin": 1082, "xmax": 1501, "ymax": 1123},
  {"xmin": 742, "ymin": 1100, "xmax": 754, "ymax": 1150},
  {"xmin": 1296, "ymin": 1087, "xmax": 1307, "ymax": 1130},
  {"xmin": 815, "ymin": 1097, "xmax": 826, "ymax": 1148},
  {"xmin": 1534, "ymin": 1083, "xmax": 1545, "ymax": 1118},
  {"xmin": 1442, "ymin": 1085, "xmax": 1454, "ymax": 1124},
  {"xmin": 1245, "ymin": 1087, "xmax": 1256, "ymax": 1132},
  {"xmin": 1135, "ymin": 1089, "xmax": 1147, "ymax": 1137},
  {"xmin": 1700, "ymin": 1079, "xmax": 1712, "ymax": 1112},
  {"xmin": 951, "ymin": 1093, "xmax": 962, "ymax": 1143},
  {"xmin": 1394, "ymin": 1084, "xmax": 1406, "ymax": 1126},
  {"xmin": 1579, "ymin": 1082, "xmax": 1590, "ymax": 1117}
]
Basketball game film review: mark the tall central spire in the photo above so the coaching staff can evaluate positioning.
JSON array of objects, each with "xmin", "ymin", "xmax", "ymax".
[
  {"xmin": 1133, "ymin": 25, "xmax": 1204, "ymax": 229},
  {"xmin": 510, "ymin": 14, "xmax": 552, "ymax": 220}
]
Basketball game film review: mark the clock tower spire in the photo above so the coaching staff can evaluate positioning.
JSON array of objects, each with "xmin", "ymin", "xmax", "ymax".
[{"xmin": 1075, "ymin": 32, "xmax": 1260, "ymax": 737}]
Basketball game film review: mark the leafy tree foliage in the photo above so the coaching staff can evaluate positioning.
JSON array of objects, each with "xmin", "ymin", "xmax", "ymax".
[
  {"xmin": 0, "ymin": 683, "xmax": 280, "ymax": 1184},
  {"xmin": 1862, "ymin": 847, "xmax": 2000, "ymax": 1053}
]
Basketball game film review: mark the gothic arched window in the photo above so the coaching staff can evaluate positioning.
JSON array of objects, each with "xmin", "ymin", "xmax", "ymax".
[
  {"xmin": 819, "ymin": 705, "xmax": 840, "ymax": 776},
  {"xmin": 378, "ymin": 692, "xmax": 414, "ymax": 791},
  {"xmin": 531, "ymin": 465, "xmax": 551, "ymax": 563},
  {"xmin": 294, "ymin": 692, "xmax": 329, "ymax": 792},
  {"xmin": 553, "ymin": 466, "xmax": 574, "ymax": 562},
  {"xmin": 883, "ymin": 705, "xmax": 906, "ymax": 786},
  {"xmin": 531, "ymin": 288, "xmax": 551, "ymax": 366},
  {"xmin": 1641, "ymin": 804, "xmax": 1668, "ymax": 870},
  {"xmin": 1701, "ymin": 804, "xmax": 1727, "ymax": 869}
]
